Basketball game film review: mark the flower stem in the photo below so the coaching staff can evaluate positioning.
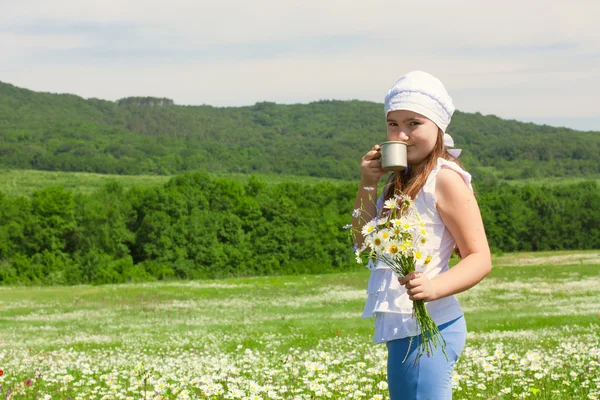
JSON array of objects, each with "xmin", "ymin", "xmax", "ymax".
[{"xmin": 410, "ymin": 300, "xmax": 448, "ymax": 363}]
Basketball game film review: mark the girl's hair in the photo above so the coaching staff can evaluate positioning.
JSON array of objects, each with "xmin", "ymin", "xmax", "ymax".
[{"xmin": 382, "ymin": 128, "xmax": 464, "ymax": 258}]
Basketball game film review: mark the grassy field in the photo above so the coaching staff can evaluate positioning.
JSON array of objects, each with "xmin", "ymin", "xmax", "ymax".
[
  {"xmin": 0, "ymin": 251, "xmax": 598, "ymax": 399},
  {"xmin": 504, "ymin": 176, "xmax": 600, "ymax": 186},
  {"xmin": 2, "ymin": 168, "xmax": 599, "ymax": 198},
  {"xmin": 0, "ymin": 169, "xmax": 354, "ymax": 197}
]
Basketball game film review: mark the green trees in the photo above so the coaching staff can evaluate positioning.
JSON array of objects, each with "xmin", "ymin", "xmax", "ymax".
[
  {"xmin": 1, "ymin": 81, "xmax": 599, "ymax": 180},
  {"xmin": 0, "ymin": 174, "xmax": 598, "ymax": 286},
  {"xmin": 1, "ymin": 80, "xmax": 599, "ymax": 285}
]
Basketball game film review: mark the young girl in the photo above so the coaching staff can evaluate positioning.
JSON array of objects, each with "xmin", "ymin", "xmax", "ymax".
[{"xmin": 352, "ymin": 71, "xmax": 492, "ymax": 399}]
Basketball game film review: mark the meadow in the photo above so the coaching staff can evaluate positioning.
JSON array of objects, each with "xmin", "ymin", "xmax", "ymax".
[
  {"xmin": 3, "ymin": 168, "xmax": 599, "ymax": 198},
  {"xmin": 0, "ymin": 169, "xmax": 353, "ymax": 197},
  {"xmin": 0, "ymin": 251, "xmax": 598, "ymax": 399}
]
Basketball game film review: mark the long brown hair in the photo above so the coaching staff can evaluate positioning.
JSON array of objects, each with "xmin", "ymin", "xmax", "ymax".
[
  {"xmin": 382, "ymin": 129, "xmax": 464, "ymax": 257},
  {"xmin": 383, "ymin": 129, "xmax": 463, "ymax": 202}
]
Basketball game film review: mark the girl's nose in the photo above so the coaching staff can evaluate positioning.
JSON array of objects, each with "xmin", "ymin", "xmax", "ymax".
[{"xmin": 397, "ymin": 131, "xmax": 409, "ymax": 142}]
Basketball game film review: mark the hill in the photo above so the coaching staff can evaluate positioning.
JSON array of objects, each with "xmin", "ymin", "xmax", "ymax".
[{"xmin": 1, "ymin": 81, "xmax": 599, "ymax": 181}]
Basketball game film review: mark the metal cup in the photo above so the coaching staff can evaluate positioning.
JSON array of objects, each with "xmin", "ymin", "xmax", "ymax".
[{"xmin": 379, "ymin": 141, "xmax": 407, "ymax": 171}]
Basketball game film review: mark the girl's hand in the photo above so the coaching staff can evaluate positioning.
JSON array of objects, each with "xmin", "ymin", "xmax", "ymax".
[
  {"xmin": 361, "ymin": 144, "xmax": 386, "ymax": 185},
  {"xmin": 399, "ymin": 272, "xmax": 439, "ymax": 302}
]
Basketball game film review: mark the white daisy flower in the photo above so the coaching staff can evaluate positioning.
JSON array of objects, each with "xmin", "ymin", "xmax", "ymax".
[
  {"xmin": 384, "ymin": 198, "xmax": 398, "ymax": 210},
  {"xmin": 376, "ymin": 216, "xmax": 389, "ymax": 226},
  {"xmin": 354, "ymin": 249, "xmax": 363, "ymax": 264},
  {"xmin": 361, "ymin": 221, "xmax": 377, "ymax": 236},
  {"xmin": 371, "ymin": 233, "xmax": 385, "ymax": 249},
  {"xmin": 379, "ymin": 229, "xmax": 392, "ymax": 242},
  {"xmin": 385, "ymin": 241, "xmax": 402, "ymax": 258}
]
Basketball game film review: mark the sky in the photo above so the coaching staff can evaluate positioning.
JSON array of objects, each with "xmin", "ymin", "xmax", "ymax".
[{"xmin": 1, "ymin": 0, "xmax": 599, "ymax": 131}]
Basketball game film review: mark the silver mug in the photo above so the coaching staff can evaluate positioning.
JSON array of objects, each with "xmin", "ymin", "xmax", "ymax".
[{"xmin": 379, "ymin": 141, "xmax": 407, "ymax": 171}]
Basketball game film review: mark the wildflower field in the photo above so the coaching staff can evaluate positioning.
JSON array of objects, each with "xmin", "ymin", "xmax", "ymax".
[{"xmin": 0, "ymin": 251, "xmax": 598, "ymax": 399}]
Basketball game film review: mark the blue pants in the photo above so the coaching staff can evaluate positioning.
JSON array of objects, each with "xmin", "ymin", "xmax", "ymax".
[{"xmin": 386, "ymin": 316, "xmax": 467, "ymax": 400}]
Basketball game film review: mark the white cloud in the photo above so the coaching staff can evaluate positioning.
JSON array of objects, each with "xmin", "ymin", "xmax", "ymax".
[
  {"xmin": 0, "ymin": 32, "xmax": 87, "ymax": 55},
  {"xmin": 1, "ymin": 0, "xmax": 599, "ymax": 129}
]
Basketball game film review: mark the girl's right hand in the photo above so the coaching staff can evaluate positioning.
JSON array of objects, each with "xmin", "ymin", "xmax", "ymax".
[{"xmin": 360, "ymin": 144, "xmax": 386, "ymax": 185}]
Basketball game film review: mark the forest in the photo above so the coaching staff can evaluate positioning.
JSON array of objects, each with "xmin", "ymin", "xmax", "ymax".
[
  {"xmin": 1, "ymin": 81, "xmax": 599, "ymax": 285},
  {"xmin": 0, "ymin": 173, "xmax": 597, "ymax": 285}
]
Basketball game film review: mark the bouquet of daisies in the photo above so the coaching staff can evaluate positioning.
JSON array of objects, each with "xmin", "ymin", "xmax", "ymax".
[{"xmin": 351, "ymin": 190, "xmax": 447, "ymax": 362}]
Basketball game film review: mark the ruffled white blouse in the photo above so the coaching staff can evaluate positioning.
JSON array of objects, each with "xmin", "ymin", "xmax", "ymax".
[{"xmin": 361, "ymin": 158, "xmax": 472, "ymax": 344}]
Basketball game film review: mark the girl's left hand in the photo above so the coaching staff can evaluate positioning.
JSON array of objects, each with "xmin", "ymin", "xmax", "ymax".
[{"xmin": 399, "ymin": 272, "xmax": 439, "ymax": 302}]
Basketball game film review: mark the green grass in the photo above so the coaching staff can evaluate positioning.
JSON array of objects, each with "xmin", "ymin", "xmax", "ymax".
[
  {"xmin": 0, "ymin": 168, "xmax": 355, "ymax": 197},
  {"xmin": 0, "ymin": 252, "xmax": 598, "ymax": 399},
  {"xmin": 2, "ymin": 168, "xmax": 599, "ymax": 198},
  {"xmin": 503, "ymin": 175, "xmax": 600, "ymax": 186}
]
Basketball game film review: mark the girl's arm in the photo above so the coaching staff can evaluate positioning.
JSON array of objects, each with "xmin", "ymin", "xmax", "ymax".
[
  {"xmin": 352, "ymin": 145, "xmax": 387, "ymax": 249},
  {"xmin": 352, "ymin": 183, "xmax": 378, "ymax": 248},
  {"xmin": 402, "ymin": 167, "xmax": 492, "ymax": 300}
]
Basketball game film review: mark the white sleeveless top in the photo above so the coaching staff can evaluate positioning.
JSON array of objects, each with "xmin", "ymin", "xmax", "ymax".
[{"xmin": 361, "ymin": 158, "xmax": 472, "ymax": 344}]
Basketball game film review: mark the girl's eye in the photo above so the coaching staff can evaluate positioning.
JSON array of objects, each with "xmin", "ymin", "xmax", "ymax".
[{"xmin": 410, "ymin": 121, "xmax": 421, "ymax": 127}]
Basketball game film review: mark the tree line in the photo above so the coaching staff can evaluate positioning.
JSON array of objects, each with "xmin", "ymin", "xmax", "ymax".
[
  {"xmin": 0, "ymin": 174, "xmax": 598, "ymax": 285},
  {"xmin": 1, "ymin": 81, "xmax": 599, "ymax": 181}
]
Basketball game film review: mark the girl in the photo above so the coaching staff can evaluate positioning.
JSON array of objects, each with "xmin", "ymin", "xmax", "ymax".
[{"xmin": 352, "ymin": 71, "xmax": 492, "ymax": 399}]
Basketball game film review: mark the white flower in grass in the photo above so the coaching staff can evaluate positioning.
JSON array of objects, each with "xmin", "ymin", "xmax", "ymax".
[
  {"xmin": 519, "ymin": 359, "xmax": 529, "ymax": 367},
  {"xmin": 501, "ymin": 387, "xmax": 511, "ymax": 394},
  {"xmin": 376, "ymin": 381, "xmax": 388, "ymax": 390},
  {"xmin": 362, "ymin": 221, "xmax": 377, "ymax": 236},
  {"xmin": 477, "ymin": 383, "xmax": 487, "ymax": 390},
  {"xmin": 526, "ymin": 351, "xmax": 539, "ymax": 361}
]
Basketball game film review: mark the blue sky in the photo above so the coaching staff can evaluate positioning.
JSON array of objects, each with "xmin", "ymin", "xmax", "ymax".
[{"xmin": 1, "ymin": 0, "xmax": 599, "ymax": 131}]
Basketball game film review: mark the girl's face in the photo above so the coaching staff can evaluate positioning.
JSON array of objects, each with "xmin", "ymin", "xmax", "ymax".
[{"xmin": 386, "ymin": 110, "xmax": 439, "ymax": 166}]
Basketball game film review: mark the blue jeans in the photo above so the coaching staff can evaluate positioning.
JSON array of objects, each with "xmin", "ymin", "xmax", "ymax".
[{"xmin": 386, "ymin": 316, "xmax": 467, "ymax": 400}]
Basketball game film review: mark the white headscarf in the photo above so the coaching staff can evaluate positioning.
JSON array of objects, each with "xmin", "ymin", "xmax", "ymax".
[{"xmin": 384, "ymin": 70, "xmax": 461, "ymax": 157}]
